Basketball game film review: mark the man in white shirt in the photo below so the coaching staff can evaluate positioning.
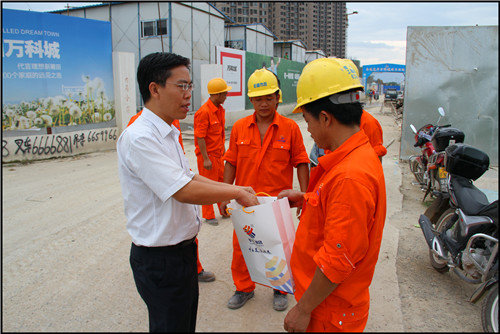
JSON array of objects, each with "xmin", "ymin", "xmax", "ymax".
[{"xmin": 117, "ymin": 52, "xmax": 258, "ymax": 332}]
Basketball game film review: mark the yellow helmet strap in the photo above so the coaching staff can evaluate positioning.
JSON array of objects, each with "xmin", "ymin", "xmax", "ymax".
[{"xmin": 328, "ymin": 91, "xmax": 362, "ymax": 105}]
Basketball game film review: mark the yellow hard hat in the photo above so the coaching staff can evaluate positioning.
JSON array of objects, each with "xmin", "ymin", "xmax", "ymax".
[
  {"xmin": 278, "ymin": 88, "xmax": 283, "ymax": 103},
  {"xmin": 207, "ymin": 77, "xmax": 232, "ymax": 95},
  {"xmin": 247, "ymin": 68, "xmax": 280, "ymax": 97},
  {"xmin": 344, "ymin": 59, "xmax": 360, "ymax": 77},
  {"xmin": 293, "ymin": 58, "xmax": 363, "ymax": 113}
]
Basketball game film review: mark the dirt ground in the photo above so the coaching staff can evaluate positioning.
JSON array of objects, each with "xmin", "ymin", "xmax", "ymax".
[{"xmin": 2, "ymin": 99, "xmax": 497, "ymax": 332}]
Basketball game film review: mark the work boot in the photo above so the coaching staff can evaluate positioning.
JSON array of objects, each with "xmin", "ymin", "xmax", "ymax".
[
  {"xmin": 273, "ymin": 290, "xmax": 288, "ymax": 311},
  {"xmin": 203, "ymin": 218, "xmax": 218, "ymax": 226},
  {"xmin": 198, "ymin": 270, "xmax": 215, "ymax": 282},
  {"xmin": 227, "ymin": 290, "xmax": 254, "ymax": 309}
]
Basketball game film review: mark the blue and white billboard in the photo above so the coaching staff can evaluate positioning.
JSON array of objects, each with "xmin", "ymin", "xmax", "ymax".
[
  {"xmin": 2, "ymin": 9, "xmax": 114, "ymax": 130},
  {"xmin": 362, "ymin": 63, "xmax": 405, "ymax": 91}
]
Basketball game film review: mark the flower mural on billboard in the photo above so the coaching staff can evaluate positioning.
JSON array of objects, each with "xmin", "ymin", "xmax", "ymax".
[{"xmin": 2, "ymin": 9, "xmax": 114, "ymax": 131}]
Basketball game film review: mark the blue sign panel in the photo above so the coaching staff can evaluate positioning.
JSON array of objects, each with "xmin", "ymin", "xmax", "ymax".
[
  {"xmin": 362, "ymin": 63, "xmax": 405, "ymax": 91},
  {"xmin": 383, "ymin": 85, "xmax": 401, "ymax": 92},
  {"xmin": 2, "ymin": 9, "xmax": 114, "ymax": 130}
]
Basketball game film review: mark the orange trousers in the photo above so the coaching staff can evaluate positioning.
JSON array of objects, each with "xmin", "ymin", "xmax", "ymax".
[
  {"xmin": 306, "ymin": 316, "xmax": 368, "ymax": 332},
  {"xmin": 196, "ymin": 154, "xmax": 224, "ymax": 219},
  {"xmin": 231, "ymin": 230, "xmax": 255, "ymax": 292}
]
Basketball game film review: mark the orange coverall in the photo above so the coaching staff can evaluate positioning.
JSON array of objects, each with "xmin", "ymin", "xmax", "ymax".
[
  {"xmin": 223, "ymin": 112, "xmax": 310, "ymax": 292},
  {"xmin": 127, "ymin": 111, "xmax": 205, "ymax": 274},
  {"xmin": 194, "ymin": 99, "xmax": 226, "ymax": 220},
  {"xmin": 292, "ymin": 130, "xmax": 386, "ymax": 332},
  {"xmin": 322, "ymin": 110, "xmax": 386, "ymax": 159},
  {"xmin": 360, "ymin": 110, "xmax": 387, "ymax": 157}
]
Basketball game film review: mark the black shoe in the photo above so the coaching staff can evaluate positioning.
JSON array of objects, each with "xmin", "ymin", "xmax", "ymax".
[
  {"xmin": 273, "ymin": 290, "xmax": 288, "ymax": 311},
  {"xmin": 227, "ymin": 290, "xmax": 254, "ymax": 309}
]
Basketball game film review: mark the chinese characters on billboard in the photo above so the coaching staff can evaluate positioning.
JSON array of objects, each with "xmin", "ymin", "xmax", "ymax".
[{"xmin": 2, "ymin": 9, "xmax": 114, "ymax": 131}]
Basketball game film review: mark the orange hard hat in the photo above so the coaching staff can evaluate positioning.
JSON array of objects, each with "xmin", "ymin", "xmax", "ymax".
[{"xmin": 207, "ymin": 77, "xmax": 232, "ymax": 95}]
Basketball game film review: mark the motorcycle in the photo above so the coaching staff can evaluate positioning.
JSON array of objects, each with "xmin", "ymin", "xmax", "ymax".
[
  {"xmin": 418, "ymin": 143, "xmax": 498, "ymax": 332},
  {"xmin": 409, "ymin": 107, "xmax": 465, "ymax": 200}
]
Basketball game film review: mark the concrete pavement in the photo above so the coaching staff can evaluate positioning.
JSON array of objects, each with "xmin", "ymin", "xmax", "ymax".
[{"xmin": 6, "ymin": 99, "xmax": 497, "ymax": 331}]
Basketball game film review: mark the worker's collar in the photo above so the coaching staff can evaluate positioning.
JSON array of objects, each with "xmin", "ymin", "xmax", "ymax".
[
  {"xmin": 318, "ymin": 130, "xmax": 370, "ymax": 169},
  {"xmin": 206, "ymin": 98, "xmax": 223, "ymax": 113},
  {"xmin": 248, "ymin": 111, "xmax": 280, "ymax": 128}
]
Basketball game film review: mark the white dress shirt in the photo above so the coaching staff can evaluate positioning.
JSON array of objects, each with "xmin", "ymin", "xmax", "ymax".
[{"xmin": 117, "ymin": 108, "xmax": 200, "ymax": 246}]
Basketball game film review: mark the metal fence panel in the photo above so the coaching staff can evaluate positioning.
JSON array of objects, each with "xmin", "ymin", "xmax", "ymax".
[{"xmin": 401, "ymin": 25, "xmax": 498, "ymax": 165}]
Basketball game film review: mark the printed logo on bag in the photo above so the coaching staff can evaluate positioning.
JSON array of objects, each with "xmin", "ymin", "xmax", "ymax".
[
  {"xmin": 243, "ymin": 225, "xmax": 256, "ymax": 238},
  {"xmin": 265, "ymin": 256, "xmax": 294, "ymax": 294}
]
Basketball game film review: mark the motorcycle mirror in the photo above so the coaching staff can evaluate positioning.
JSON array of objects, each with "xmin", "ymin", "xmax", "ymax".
[
  {"xmin": 438, "ymin": 107, "xmax": 445, "ymax": 117},
  {"xmin": 410, "ymin": 124, "xmax": 417, "ymax": 133}
]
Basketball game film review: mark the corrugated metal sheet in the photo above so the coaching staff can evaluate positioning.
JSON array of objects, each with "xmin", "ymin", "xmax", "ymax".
[{"xmin": 401, "ymin": 25, "xmax": 498, "ymax": 165}]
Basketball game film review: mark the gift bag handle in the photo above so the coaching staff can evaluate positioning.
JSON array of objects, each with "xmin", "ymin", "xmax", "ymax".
[{"xmin": 225, "ymin": 192, "xmax": 272, "ymax": 215}]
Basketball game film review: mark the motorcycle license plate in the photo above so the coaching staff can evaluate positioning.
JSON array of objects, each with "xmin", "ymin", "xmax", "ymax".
[{"xmin": 438, "ymin": 167, "xmax": 448, "ymax": 179}]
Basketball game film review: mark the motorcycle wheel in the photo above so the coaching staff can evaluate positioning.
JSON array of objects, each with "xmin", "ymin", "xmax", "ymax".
[
  {"xmin": 429, "ymin": 208, "xmax": 456, "ymax": 273},
  {"xmin": 409, "ymin": 156, "xmax": 425, "ymax": 184},
  {"xmin": 481, "ymin": 285, "xmax": 498, "ymax": 332}
]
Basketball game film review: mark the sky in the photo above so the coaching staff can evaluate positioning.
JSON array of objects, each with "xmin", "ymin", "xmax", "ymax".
[
  {"xmin": 346, "ymin": 2, "xmax": 498, "ymax": 66},
  {"xmin": 2, "ymin": 1, "xmax": 499, "ymax": 82}
]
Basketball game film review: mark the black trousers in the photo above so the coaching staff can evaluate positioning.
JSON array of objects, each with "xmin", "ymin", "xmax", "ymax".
[{"xmin": 130, "ymin": 239, "xmax": 199, "ymax": 332}]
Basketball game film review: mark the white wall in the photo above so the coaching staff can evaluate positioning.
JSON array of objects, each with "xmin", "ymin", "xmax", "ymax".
[
  {"xmin": 113, "ymin": 52, "xmax": 137, "ymax": 134},
  {"xmin": 200, "ymin": 64, "xmax": 223, "ymax": 105},
  {"xmin": 59, "ymin": 2, "xmax": 225, "ymax": 111}
]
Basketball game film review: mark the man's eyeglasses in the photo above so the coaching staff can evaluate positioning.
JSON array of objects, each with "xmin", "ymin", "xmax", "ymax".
[{"xmin": 165, "ymin": 82, "xmax": 194, "ymax": 91}]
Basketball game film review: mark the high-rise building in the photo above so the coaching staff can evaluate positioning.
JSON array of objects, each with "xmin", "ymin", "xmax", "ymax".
[{"xmin": 213, "ymin": 2, "xmax": 347, "ymax": 57}]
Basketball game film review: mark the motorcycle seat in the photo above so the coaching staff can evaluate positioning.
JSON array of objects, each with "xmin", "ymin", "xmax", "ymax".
[
  {"xmin": 449, "ymin": 175, "xmax": 491, "ymax": 216},
  {"xmin": 478, "ymin": 200, "xmax": 498, "ymax": 225}
]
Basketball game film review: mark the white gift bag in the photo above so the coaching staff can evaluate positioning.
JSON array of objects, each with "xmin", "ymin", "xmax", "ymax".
[{"xmin": 228, "ymin": 195, "xmax": 296, "ymax": 294}]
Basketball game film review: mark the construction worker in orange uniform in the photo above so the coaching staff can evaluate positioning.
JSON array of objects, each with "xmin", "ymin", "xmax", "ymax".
[
  {"xmin": 309, "ymin": 60, "xmax": 386, "ymax": 165},
  {"xmin": 350, "ymin": 59, "xmax": 386, "ymax": 162},
  {"xmin": 360, "ymin": 109, "xmax": 386, "ymax": 160},
  {"xmin": 194, "ymin": 78, "xmax": 232, "ymax": 226},
  {"xmin": 278, "ymin": 58, "xmax": 387, "ymax": 332},
  {"xmin": 221, "ymin": 68, "xmax": 310, "ymax": 312},
  {"xmin": 127, "ymin": 110, "xmax": 216, "ymax": 282}
]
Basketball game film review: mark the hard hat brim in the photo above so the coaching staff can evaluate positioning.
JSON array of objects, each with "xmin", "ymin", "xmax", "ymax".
[
  {"xmin": 209, "ymin": 85, "xmax": 232, "ymax": 95},
  {"xmin": 293, "ymin": 83, "xmax": 364, "ymax": 113},
  {"xmin": 247, "ymin": 87, "xmax": 279, "ymax": 98}
]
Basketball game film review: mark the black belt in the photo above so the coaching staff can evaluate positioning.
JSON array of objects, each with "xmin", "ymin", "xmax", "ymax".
[{"xmin": 133, "ymin": 236, "xmax": 196, "ymax": 251}]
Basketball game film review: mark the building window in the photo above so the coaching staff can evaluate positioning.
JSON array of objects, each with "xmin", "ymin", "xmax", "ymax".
[
  {"xmin": 157, "ymin": 19, "xmax": 167, "ymax": 35},
  {"xmin": 141, "ymin": 19, "xmax": 168, "ymax": 38}
]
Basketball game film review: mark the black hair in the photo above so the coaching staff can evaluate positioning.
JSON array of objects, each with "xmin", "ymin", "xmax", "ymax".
[
  {"xmin": 302, "ymin": 89, "xmax": 364, "ymax": 126},
  {"xmin": 137, "ymin": 52, "xmax": 191, "ymax": 104}
]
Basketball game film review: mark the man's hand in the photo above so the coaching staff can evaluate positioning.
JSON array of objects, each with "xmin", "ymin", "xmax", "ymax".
[
  {"xmin": 283, "ymin": 304, "xmax": 311, "ymax": 332},
  {"xmin": 220, "ymin": 200, "xmax": 231, "ymax": 217},
  {"xmin": 277, "ymin": 189, "xmax": 305, "ymax": 208},
  {"xmin": 203, "ymin": 157, "xmax": 212, "ymax": 170},
  {"xmin": 235, "ymin": 189, "xmax": 259, "ymax": 208},
  {"xmin": 237, "ymin": 185, "xmax": 256, "ymax": 195}
]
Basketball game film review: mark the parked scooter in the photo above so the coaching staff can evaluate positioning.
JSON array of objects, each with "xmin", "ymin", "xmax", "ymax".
[
  {"xmin": 418, "ymin": 143, "xmax": 498, "ymax": 332},
  {"xmin": 409, "ymin": 107, "xmax": 465, "ymax": 200}
]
